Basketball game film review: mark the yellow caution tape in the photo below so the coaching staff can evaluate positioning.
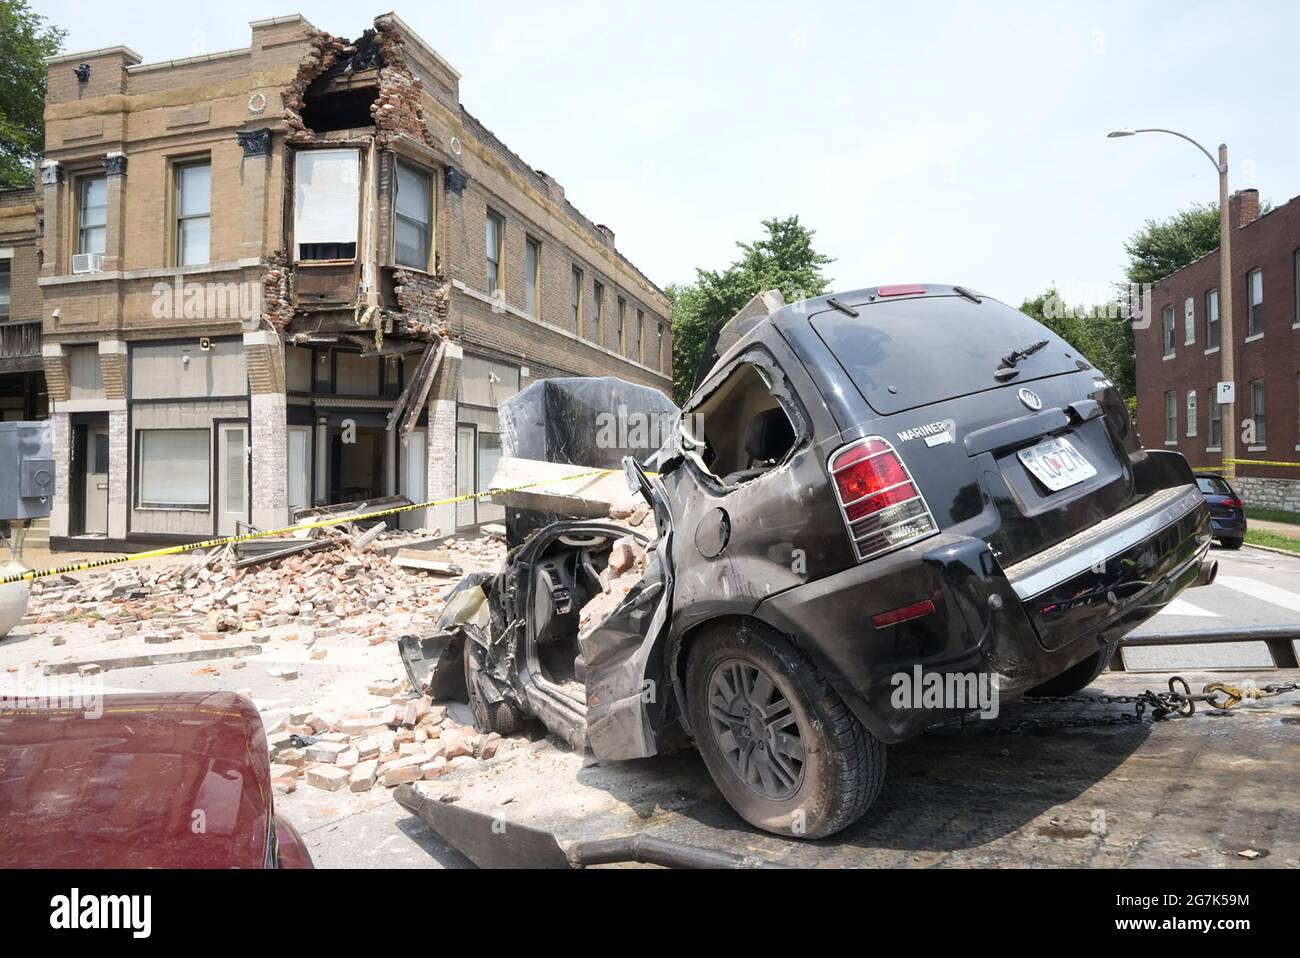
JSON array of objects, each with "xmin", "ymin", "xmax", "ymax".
[
  {"xmin": 0, "ymin": 466, "xmax": 626, "ymax": 586},
  {"xmin": 1222, "ymin": 458, "xmax": 1300, "ymax": 469}
]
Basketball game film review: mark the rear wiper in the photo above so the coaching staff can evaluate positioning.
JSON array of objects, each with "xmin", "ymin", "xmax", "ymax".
[
  {"xmin": 826, "ymin": 297, "xmax": 859, "ymax": 318},
  {"xmin": 994, "ymin": 339, "xmax": 1049, "ymax": 381}
]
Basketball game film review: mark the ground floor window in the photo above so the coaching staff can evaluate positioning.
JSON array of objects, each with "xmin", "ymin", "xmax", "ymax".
[{"xmin": 137, "ymin": 429, "xmax": 210, "ymax": 510}]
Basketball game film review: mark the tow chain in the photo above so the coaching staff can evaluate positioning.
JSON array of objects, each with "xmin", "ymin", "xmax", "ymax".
[{"xmin": 941, "ymin": 676, "xmax": 1300, "ymax": 736}]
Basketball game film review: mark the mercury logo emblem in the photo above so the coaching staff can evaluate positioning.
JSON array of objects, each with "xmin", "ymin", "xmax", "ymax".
[{"xmin": 1018, "ymin": 388, "xmax": 1042, "ymax": 411}]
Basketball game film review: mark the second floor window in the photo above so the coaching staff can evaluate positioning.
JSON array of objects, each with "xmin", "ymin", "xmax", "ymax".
[
  {"xmin": 525, "ymin": 238, "xmax": 540, "ymax": 317},
  {"xmin": 0, "ymin": 258, "xmax": 10, "ymax": 320},
  {"xmin": 593, "ymin": 282, "xmax": 604, "ymax": 343},
  {"xmin": 1250, "ymin": 379, "xmax": 1267, "ymax": 446},
  {"xmin": 293, "ymin": 149, "xmax": 360, "ymax": 262},
  {"xmin": 1186, "ymin": 390, "xmax": 1197, "ymax": 438},
  {"xmin": 1206, "ymin": 288, "xmax": 1220, "ymax": 349},
  {"xmin": 1209, "ymin": 389, "xmax": 1222, "ymax": 448},
  {"xmin": 175, "ymin": 161, "xmax": 211, "ymax": 266},
  {"xmin": 1164, "ymin": 390, "xmax": 1177, "ymax": 443},
  {"xmin": 485, "ymin": 210, "xmax": 504, "ymax": 295},
  {"xmin": 636, "ymin": 309, "xmax": 644, "ymax": 362},
  {"xmin": 1161, "ymin": 305, "xmax": 1175, "ymax": 357},
  {"xmin": 617, "ymin": 297, "xmax": 626, "ymax": 352},
  {"xmin": 571, "ymin": 266, "xmax": 583, "ymax": 333},
  {"xmin": 657, "ymin": 324, "xmax": 665, "ymax": 372},
  {"xmin": 394, "ymin": 161, "xmax": 432, "ymax": 271},
  {"xmin": 77, "ymin": 175, "xmax": 107, "ymax": 256},
  {"xmin": 1247, "ymin": 268, "xmax": 1263, "ymax": 336}
]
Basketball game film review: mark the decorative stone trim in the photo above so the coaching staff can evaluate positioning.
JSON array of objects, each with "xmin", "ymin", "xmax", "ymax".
[
  {"xmin": 102, "ymin": 152, "xmax": 127, "ymax": 176},
  {"xmin": 40, "ymin": 160, "xmax": 62, "ymax": 186},
  {"xmin": 444, "ymin": 165, "xmax": 469, "ymax": 195},
  {"xmin": 236, "ymin": 128, "xmax": 273, "ymax": 157}
]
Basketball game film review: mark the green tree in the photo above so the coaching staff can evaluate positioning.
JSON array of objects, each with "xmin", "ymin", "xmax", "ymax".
[
  {"xmin": 1020, "ymin": 286, "xmax": 1136, "ymax": 416},
  {"xmin": 0, "ymin": 0, "xmax": 65, "ymax": 188},
  {"xmin": 1122, "ymin": 200, "xmax": 1268, "ymax": 285},
  {"xmin": 670, "ymin": 216, "xmax": 833, "ymax": 405}
]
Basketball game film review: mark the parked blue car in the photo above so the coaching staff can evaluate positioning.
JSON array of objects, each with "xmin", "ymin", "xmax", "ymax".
[{"xmin": 1195, "ymin": 473, "xmax": 1246, "ymax": 550}]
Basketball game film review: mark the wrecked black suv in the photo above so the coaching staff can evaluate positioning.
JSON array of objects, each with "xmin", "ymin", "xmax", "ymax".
[{"xmin": 401, "ymin": 285, "xmax": 1213, "ymax": 839}]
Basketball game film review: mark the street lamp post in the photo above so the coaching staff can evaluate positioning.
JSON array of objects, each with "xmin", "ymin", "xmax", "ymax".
[{"xmin": 1107, "ymin": 128, "xmax": 1235, "ymax": 480}]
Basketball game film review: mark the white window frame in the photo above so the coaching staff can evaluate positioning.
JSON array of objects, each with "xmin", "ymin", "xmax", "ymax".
[
  {"xmin": 1183, "ymin": 297, "xmax": 1195, "ymax": 345},
  {"xmin": 393, "ymin": 160, "xmax": 433, "ymax": 272},
  {"xmin": 174, "ymin": 159, "xmax": 211, "ymax": 267},
  {"xmin": 1250, "ymin": 379, "xmax": 1267, "ymax": 448},
  {"xmin": 293, "ymin": 148, "xmax": 361, "ymax": 263},
  {"xmin": 1205, "ymin": 288, "xmax": 1220, "ymax": 352},
  {"xmin": 1247, "ymin": 268, "xmax": 1264, "ymax": 338},
  {"xmin": 1161, "ymin": 305, "xmax": 1175, "ymax": 358},
  {"xmin": 1186, "ymin": 390, "xmax": 1197, "ymax": 438},
  {"xmin": 1164, "ymin": 390, "xmax": 1177, "ymax": 444},
  {"xmin": 77, "ymin": 174, "xmax": 107, "ymax": 256},
  {"xmin": 485, "ymin": 209, "xmax": 504, "ymax": 296}
]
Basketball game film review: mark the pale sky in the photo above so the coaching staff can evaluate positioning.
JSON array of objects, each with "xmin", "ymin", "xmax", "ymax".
[{"xmin": 33, "ymin": 0, "xmax": 1300, "ymax": 306}]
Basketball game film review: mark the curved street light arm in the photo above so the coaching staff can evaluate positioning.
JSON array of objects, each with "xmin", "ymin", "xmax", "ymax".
[{"xmin": 1131, "ymin": 128, "xmax": 1225, "ymax": 173}]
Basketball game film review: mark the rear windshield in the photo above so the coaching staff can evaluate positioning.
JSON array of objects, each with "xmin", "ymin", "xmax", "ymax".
[
  {"xmin": 810, "ymin": 295, "xmax": 1083, "ymax": 415},
  {"xmin": 1196, "ymin": 476, "xmax": 1232, "ymax": 496}
]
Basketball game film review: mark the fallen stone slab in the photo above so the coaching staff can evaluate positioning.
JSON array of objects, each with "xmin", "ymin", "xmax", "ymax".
[
  {"xmin": 41, "ymin": 644, "xmax": 263, "ymax": 676},
  {"xmin": 307, "ymin": 766, "xmax": 350, "ymax": 791}
]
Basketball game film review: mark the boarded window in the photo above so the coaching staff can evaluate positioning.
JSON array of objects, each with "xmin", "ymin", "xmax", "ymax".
[
  {"xmin": 335, "ymin": 351, "xmax": 380, "ymax": 396},
  {"xmin": 130, "ymin": 340, "xmax": 246, "ymax": 399},
  {"xmin": 67, "ymin": 345, "xmax": 104, "ymax": 400},
  {"xmin": 294, "ymin": 149, "xmax": 360, "ymax": 261}
]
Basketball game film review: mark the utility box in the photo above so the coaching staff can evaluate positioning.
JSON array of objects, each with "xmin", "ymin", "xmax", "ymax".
[{"xmin": 0, "ymin": 421, "xmax": 55, "ymax": 520}]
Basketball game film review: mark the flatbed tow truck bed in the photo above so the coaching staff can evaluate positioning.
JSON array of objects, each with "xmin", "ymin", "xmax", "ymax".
[{"xmin": 396, "ymin": 668, "xmax": 1300, "ymax": 868}]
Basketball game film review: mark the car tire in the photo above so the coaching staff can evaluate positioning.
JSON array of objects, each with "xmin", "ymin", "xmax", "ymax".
[
  {"xmin": 464, "ymin": 637, "xmax": 522, "ymax": 735},
  {"xmin": 1026, "ymin": 643, "xmax": 1113, "ymax": 697},
  {"xmin": 1220, "ymin": 537, "xmax": 1244, "ymax": 551},
  {"xmin": 685, "ymin": 622, "xmax": 885, "ymax": 839}
]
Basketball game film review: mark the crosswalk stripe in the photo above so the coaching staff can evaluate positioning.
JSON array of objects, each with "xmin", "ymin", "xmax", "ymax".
[
  {"xmin": 1155, "ymin": 597, "xmax": 1219, "ymax": 618},
  {"xmin": 1216, "ymin": 576, "xmax": 1300, "ymax": 615}
]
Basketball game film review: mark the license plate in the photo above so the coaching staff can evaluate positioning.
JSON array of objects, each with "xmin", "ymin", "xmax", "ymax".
[{"xmin": 1017, "ymin": 436, "xmax": 1097, "ymax": 492}]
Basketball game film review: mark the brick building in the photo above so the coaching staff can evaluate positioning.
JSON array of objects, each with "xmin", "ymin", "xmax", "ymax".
[
  {"xmin": 0, "ymin": 186, "xmax": 46, "ymax": 421},
  {"xmin": 37, "ymin": 13, "xmax": 672, "ymax": 550},
  {"xmin": 1135, "ymin": 188, "xmax": 1300, "ymax": 511}
]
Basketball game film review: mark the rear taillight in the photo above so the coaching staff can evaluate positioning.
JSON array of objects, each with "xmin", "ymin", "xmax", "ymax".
[
  {"xmin": 1223, "ymin": 498, "xmax": 1243, "ymax": 509},
  {"xmin": 829, "ymin": 436, "xmax": 938, "ymax": 561}
]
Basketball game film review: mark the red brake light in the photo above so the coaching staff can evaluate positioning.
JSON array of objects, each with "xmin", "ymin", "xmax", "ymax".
[
  {"xmin": 1223, "ymin": 498, "xmax": 1243, "ymax": 508},
  {"xmin": 876, "ymin": 284, "xmax": 927, "ymax": 297},
  {"xmin": 829, "ymin": 437, "xmax": 938, "ymax": 561}
]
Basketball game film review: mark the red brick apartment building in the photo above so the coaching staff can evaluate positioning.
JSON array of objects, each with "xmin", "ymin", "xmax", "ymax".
[{"xmin": 1135, "ymin": 188, "xmax": 1300, "ymax": 512}]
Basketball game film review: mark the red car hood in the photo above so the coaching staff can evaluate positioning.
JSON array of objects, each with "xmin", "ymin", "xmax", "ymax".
[{"xmin": 0, "ymin": 691, "xmax": 274, "ymax": 868}]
